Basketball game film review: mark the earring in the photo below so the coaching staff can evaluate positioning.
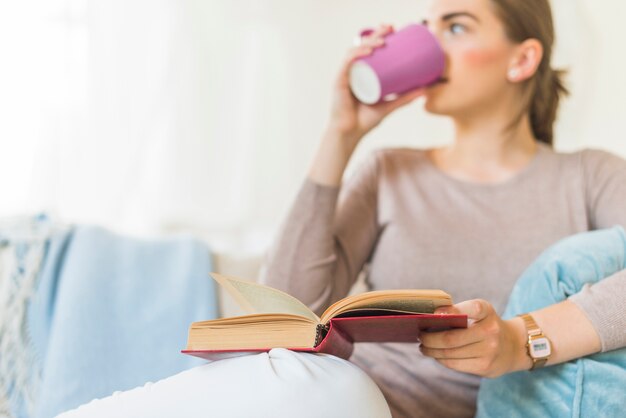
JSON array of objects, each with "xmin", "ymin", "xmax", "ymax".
[{"xmin": 508, "ymin": 68, "xmax": 520, "ymax": 81}]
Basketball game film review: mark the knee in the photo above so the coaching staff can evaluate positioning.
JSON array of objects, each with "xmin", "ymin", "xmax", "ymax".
[
  {"xmin": 56, "ymin": 350, "xmax": 392, "ymax": 418},
  {"xmin": 262, "ymin": 348, "xmax": 391, "ymax": 418},
  {"xmin": 504, "ymin": 227, "xmax": 626, "ymax": 317}
]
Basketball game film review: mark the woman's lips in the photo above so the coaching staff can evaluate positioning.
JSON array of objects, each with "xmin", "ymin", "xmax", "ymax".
[{"xmin": 428, "ymin": 78, "xmax": 448, "ymax": 88}]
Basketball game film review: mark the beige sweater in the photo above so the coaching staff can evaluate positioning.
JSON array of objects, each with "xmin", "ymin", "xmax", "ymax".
[{"xmin": 260, "ymin": 142, "xmax": 626, "ymax": 418}]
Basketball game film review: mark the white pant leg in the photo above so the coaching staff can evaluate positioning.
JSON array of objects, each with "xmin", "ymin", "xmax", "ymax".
[{"xmin": 56, "ymin": 348, "xmax": 391, "ymax": 418}]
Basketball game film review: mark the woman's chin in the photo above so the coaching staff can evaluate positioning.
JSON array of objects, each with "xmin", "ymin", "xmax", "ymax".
[
  {"xmin": 423, "ymin": 80, "xmax": 456, "ymax": 115},
  {"xmin": 423, "ymin": 97, "xmax": 448, "ymax": 115}
]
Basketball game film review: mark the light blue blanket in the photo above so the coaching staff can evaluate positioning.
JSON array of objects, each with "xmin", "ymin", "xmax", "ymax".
[
  {"xmin": 476, "ymin": 226, "xmax": 626, "ymax": 417},
  {"xmin": 8, "ymin": 223, "xmax": 217, "ymax": 418},
  {"xmin": 1, "ymin": 214, "xmax": 59, "ymax": 417}
]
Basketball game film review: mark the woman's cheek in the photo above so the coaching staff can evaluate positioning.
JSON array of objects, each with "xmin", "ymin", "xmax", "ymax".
[
  {"xmin": 460, "ymin": 46, "xmax": 508, "ymax": 68},
  {"xmin": 453, "ymin": 47, "xmax": 510, "ymax": 91}
]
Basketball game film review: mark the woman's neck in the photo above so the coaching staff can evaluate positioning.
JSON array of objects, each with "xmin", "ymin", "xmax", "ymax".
[{"xmin": 428, "ymin": 114, "xmax": 539, "ymax": 184}]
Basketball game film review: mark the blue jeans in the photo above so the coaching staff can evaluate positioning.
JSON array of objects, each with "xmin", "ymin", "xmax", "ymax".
[{"xmin": 476, "ymin": 226, "xmax": 626, "ymax": 418}]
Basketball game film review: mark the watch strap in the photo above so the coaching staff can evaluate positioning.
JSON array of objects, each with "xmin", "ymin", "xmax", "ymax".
[
  {"xmin": 518, "ymin": 313, "xmax": 550, "ymax": 370},
  {"xmin": 531, "ymin": 357, "xmax": 548, "ymax": 369},
  {"xmin": 520, "ymin": 313, "xmax": 541, "ymax": 336}
]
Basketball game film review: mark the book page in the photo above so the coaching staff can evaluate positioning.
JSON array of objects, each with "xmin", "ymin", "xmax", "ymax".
[
  {"xmin": 320, "ymin": 289, "xmax": 452, "ymax": 323},
  {"xmin": 210, "ymin": 273, "xmax": 320, "ymax": 322}
]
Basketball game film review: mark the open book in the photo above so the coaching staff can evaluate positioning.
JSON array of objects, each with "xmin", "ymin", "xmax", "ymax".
[{"xmin": 182, "ymin": 273, "xmax": 467, "ymax": 360}]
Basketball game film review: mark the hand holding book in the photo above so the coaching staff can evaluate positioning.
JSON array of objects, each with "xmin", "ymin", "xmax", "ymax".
[{"xmin": 182, "ymin": 273, "xmax": 467, "ymax": 360}]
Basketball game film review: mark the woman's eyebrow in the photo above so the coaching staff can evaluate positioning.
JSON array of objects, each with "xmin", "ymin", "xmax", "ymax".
[{"xmin": 422, "ymin": 11, "xmax": 481, "ymax": 27}]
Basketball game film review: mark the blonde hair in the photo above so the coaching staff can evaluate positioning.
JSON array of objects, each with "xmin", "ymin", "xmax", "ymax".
[{"xmin": 491, "ymin": 0, "xmax": 569, "ymax": 146}]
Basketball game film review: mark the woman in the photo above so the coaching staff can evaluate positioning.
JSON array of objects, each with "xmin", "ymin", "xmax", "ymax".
[
  {"xmin": 56, "ymin": 0, "xmax": 625, "ymax": 417},
  {"xmin": 260, "ymin": 0, "xmax": 626, "ymax": 417}
]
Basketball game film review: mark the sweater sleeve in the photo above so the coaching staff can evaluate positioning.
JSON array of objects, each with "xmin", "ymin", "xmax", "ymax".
[
  {"xmin": 568, "ymin": 149, "xmax": 626, "ymax": 352},
  {"xmin": 259, "ymin": 152, "xmax": 382, "ymax": 317}
]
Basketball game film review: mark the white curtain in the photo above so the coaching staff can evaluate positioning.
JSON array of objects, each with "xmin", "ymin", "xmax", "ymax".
[{"xmin": 1, "ymin": 0, "xmax": 625, "ymax": 257}]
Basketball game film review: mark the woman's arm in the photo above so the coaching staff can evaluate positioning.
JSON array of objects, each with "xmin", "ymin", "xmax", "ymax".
[
  {"xmin": 418, "ymin": 298, "xmax": 602, "ymax": 378},
  {"xmin": 260, "ymin": 24, "xmax": 424, "ymax": 314},
  {"xmin": 420, "ymin": 187, "xmax": 626, "ymax": 379},
  {"xmin": 572, "ymin": 149, "xmax": 626, "ymax": 352},
  {"xmin": 308, "ymin": 31, "xmax": 426, "ymax": 187},
  {"xmin": 260, "ymin": 145, "xmax": 383, "ymax": 316}
]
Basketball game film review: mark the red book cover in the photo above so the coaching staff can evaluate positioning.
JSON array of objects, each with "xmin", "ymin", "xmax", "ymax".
[{"xmin": 182, "ymin": 313, "xmax": 467, "ymax": 361}]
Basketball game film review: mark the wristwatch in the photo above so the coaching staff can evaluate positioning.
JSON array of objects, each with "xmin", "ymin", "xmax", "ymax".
[{"xmin": 518, "ymin": 313, "xmax": 552, "ymax": 370}]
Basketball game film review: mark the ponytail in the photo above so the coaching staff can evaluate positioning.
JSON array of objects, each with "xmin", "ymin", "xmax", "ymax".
[
  {"xmin": 529, "ymin": 68, "xmax": 569, "ymax": 145},
  {"xmin": 491, "ymin": 0, "xmax": 568, "ymax": 147}
]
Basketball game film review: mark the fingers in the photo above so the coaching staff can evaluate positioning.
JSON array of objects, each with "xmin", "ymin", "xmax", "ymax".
[
  {"xmin": 448, "ymin": 299, "xmax": 493, "ymax": 321},
  {"xmin": 335, "ymin": 46, "xmax": 375, "ymax": 89},
  {"xmin": 347, "ymin": 43, "xmax": 380, "ymax": 61},
  {"xmin": 433, "ymin": 358, "xmax": 496, "ymax": 377},
  {"xmin": 375, "ymin": 87, "xmax": 425, "ymax": 112},
  {"xmin": 419, "ymin": 326, "xmax": 483, "ymax": 349},
  {"xmin": 336, "ymin": 44, "xmax": 384, "ymax": 89},
  {"xmin": 340, "ymin": 24, "xmax": 394, "ymax": 74},
  {"xmin": 343, "ymin": 26, "xmax": 391, "ymax": 64},
  {"xmin": 419, "ymin": 340, "xmax": 484, "ymax": 359},
  {"xmin": 435, "ymin": 299, "xmax": 492, "ymax": 322},
  {"xmin": 336, "ymin": 23, "xmax": 425, "ymax": 110},
  {"xmin": 360, "ymin": 23, "xmax": 394, "ymax": 45},
  {"xmin": 421, "ymin": 300, "xmax": 497, "ymax": 349}
]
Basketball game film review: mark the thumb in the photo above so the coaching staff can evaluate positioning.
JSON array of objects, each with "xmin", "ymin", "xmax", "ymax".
[
  {"xmin": 445, "ymin": 299, "xmax": 492, "ymax": 321},
  {"xmin": 434, "ymin": 304, "xmax": 462, "ymax": 315}
]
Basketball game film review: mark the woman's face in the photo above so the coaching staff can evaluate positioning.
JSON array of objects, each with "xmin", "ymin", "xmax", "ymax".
[{"xmin": 422, "ymin": 0, "xmax": 519, "ymax": 117}]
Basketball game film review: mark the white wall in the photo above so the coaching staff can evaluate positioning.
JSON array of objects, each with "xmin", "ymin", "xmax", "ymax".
[{"xmin": 1, "ymin": 0, "xmax": 624, "ymax": 263}]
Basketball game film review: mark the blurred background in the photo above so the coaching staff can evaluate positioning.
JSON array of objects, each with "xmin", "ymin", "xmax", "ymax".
[
  {"xmin": 3, "ymin": 2, "xmax": 626, "ymax": 414},
  {"xmin": 1, "ymin": 0, "xmax": 625, "ymax": 265}
]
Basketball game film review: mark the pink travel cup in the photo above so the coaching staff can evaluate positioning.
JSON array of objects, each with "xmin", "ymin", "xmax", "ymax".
[{"xmin": 349, "ymin": 24, "xmax": 445, "ymax": 104}]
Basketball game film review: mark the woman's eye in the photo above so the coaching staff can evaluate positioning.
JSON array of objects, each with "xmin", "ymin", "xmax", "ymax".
[{"xmin": 449, "ymin": 23, "xmax": 466, "ymax": 35}]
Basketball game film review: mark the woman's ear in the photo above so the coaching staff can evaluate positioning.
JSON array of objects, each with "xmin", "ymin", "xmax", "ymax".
[{"xmin": 507, "ymin": 39, "xmax": 544, "ymax": 82}]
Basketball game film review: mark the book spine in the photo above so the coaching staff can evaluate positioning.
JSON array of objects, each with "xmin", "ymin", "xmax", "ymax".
[
  {"xmin": 314, "ymin": 323, "xmax": 329, "ymax": 347},
  {"xmin": 313, "ymin": 320, "xmax": 354, "ymax": 359}
]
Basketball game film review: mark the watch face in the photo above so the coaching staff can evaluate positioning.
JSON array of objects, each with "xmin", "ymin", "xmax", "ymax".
[{"xmin": 529, "ymin": 337, "xmax": 551, "ymax": 358}]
